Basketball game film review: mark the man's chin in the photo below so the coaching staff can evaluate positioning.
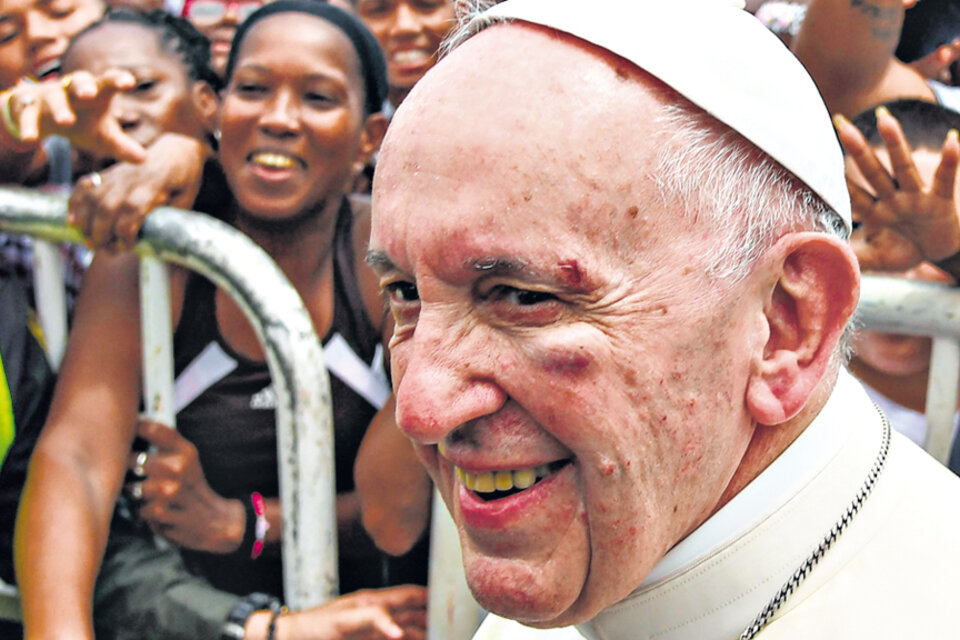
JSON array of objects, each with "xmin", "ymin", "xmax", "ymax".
[{"xmin": 463, "ymin": 554, "xmax": 589, "ymax": 628}]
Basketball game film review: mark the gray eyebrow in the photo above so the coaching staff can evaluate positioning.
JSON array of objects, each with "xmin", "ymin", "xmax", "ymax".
[
  {"xmin": 365, "ymin": 250, "xmax": 396, "ymax": 273},
  {"xmin": 470, "ymin": 257, "xmax": 530, "ymax": 274}
]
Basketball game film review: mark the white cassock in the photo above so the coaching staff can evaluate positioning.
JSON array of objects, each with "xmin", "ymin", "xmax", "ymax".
[{"xmin": 473, "ymin": 370, "xmax": 960, "ymax": 639}]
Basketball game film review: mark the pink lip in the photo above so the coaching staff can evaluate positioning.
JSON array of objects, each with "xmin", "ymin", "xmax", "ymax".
[{"xmin": 457, "ymin": 462, "xmax": 574, "ymax": 531}]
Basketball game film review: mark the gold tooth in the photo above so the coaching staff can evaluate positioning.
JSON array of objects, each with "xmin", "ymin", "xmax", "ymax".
[
  {"xmin": 464, "ymin": 472, "xmax": 476, "ymax": 491},
  {"xmin": 495, "ymin": 471, "xmax": 513, "ymax": 491},
  {"xmin": 513, "ymin": 468, "xmax": 536, "ymax": 489},
  {"xmin": 437, "ymin": 440, "xmax": 446, "ymax": 456},
  {"xmin": 455, "ymin": 467, "xmax": 464, "ymax": 485},
  {"xmin": 474, "ymin": 472, "xmax": 495, "ymax": 493}
]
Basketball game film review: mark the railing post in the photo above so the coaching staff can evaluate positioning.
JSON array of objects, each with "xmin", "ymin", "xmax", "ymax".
[
  {"xmin": 31, "ymin": 240, "xmax": 67, "ymax": 370},
  {"xmin": 428, "ymin": 490, "xmax": 484, "ymax": 640},
  {"xmin": 139, "ymin": 256, "xmax": 176, "ymax": 429},
  {"xmin": 924, "ymin": 337, "xmax": 960, "ymax": 464}
]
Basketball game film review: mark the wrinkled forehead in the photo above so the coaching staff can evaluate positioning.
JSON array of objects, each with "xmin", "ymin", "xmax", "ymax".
[{"xmin": 372, "ymin": 23, "xmax": 677, "ymax": 271}]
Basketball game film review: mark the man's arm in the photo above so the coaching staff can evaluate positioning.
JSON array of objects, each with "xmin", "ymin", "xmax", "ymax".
[{"xmin": 793, "ymin": 0, "xmax": 930, "ymax": 114}]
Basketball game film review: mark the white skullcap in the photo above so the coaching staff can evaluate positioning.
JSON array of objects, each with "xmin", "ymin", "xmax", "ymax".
[{"xmin": 467, "ymin": 0, "xmax": 852, "ymax": 231}]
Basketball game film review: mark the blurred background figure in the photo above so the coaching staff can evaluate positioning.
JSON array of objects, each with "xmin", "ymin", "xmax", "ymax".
[
  {"xmin": 895, "ymin": 0, "xmax": 960, "ymax": 86},
  {"xmin": 355, "ymin": 0, "xmax": 455, "ymax": 110}
]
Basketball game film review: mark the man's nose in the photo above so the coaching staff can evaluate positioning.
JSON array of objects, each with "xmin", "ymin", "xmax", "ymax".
[{"xmin": 394, "ymin": 312, "xmax": 506, "ymax": 445}]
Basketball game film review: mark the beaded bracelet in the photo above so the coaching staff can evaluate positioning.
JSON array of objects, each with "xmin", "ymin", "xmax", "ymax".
[{"xmin": 249, "ymin": 491, "xmax": 269, "ymax": 559}]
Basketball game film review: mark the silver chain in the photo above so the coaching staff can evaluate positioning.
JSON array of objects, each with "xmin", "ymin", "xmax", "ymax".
[{"xmin": 739, "ymin": 407, "xmax": 892, "ymax": 640}]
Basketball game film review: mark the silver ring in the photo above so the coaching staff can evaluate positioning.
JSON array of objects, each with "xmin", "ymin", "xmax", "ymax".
[
  {"xmin": 129, "ymin": 482, "xmax": 143, "ymax": 501},
  {"xmin": 133, "ymin": 451, "xmax": 148, "ymax": 478},
  {"xmin": 89, "ymin": 171, "xmax": 102, "ymax": 187}
]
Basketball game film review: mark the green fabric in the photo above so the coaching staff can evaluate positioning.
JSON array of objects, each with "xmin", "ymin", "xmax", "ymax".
[
  {"xmin": 0, "ymin": 354, "xmax": 14, "ymax": 470},
  {"xmin": 93, "ymin": 515, "xmax": 238, "ymax": 640}
]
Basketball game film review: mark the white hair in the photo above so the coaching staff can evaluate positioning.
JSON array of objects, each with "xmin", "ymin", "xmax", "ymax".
[{"xmin": 652, "ymin": 100, "xmax": 847, "ymax": 283}]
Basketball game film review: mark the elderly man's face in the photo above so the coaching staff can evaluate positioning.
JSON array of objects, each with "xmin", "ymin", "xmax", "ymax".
[{"xmin": 371, "ymin": 25, "xmax": 760, "ymax": 626}]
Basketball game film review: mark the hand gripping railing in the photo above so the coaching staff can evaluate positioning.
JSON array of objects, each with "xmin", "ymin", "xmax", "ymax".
[{"xmin": 0, "ymin": 186, "xmax": 338, "ymax": 612}]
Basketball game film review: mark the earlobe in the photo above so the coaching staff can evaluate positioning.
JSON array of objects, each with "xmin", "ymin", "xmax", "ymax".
[
  {"xmin": 354, "ymin": 113, "xmax": 389, "ymax": 176},
  {"xmin": 192, "ymin": 82, "xmax": 221, "ymax": 137},
  {"xmin": 746, "ymin": 233, "xmax": 859, "ymax": 425}
]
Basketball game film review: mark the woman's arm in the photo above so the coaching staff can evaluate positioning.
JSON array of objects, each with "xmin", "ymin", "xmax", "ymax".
[
  {"xmin": 14, "ymin": 253, "xmax": 145, "ymax": 640},
  {"xmin": 349, "ymin": 197, "xmax": 433, "ymax": 556}
]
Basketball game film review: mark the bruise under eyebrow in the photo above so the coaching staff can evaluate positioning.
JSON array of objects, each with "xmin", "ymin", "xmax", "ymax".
[{"xmin": 365, "ymin": 249, "xmax": 396, "ymax": 274}]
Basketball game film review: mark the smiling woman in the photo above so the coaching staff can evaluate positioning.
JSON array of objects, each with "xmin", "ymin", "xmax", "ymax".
[
  {"xmin": 355, "ymin": 0, "xmax": 455, "ymax": 107},
  {"xmin": 15, "ymin": 3, "xmax": 431, "ymax": 639}
]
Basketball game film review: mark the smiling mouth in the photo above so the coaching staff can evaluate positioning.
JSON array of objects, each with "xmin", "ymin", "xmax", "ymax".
[
  {"xmin": 391, "ymin": 49, "xmax": 431, "ymax": 66},
  {"xmin": 34, "ymin": 59, "xmax": 61, "ymax": 80},
  {"xmin": 456, "ymin": 459, "xmax": 572, "ymax": 502},
  {"xmin": 248, "ymin": 151, "xmax": 302, "ymax": 170}
]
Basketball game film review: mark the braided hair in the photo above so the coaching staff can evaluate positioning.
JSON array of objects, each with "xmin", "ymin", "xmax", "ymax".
[{"xmin": 65, "ymin": 8, "xmax": 222, "ymax": 91}]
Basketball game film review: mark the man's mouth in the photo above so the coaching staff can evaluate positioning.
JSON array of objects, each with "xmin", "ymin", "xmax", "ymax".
[{"xmin": 455, "ymin": 459, "xmax": 572, "ymax": 502}]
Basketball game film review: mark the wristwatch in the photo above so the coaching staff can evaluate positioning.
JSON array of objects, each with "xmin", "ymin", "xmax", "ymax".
[{"xmin": 221, "ymin": 592, "xmax": 282, "ymax": 640}]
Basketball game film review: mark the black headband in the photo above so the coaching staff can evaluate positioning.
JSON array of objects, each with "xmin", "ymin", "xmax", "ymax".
[{"xmin": 224, "ymin": 0, "xmax": 387, "ymax": 115}]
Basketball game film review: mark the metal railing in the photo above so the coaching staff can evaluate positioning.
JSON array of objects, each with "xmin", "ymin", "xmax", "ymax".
[
  {"xmin": 0, "ymin": 187, "xmax": 338, "ymax": 613},
  {"xmin": 857, "ymin": 276, "xmax": 960, "ymax": 464}
]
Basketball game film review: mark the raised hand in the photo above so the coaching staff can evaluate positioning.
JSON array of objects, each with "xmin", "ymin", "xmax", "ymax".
[
  {"xmin": 835, "ymin": 108, "xmax": 960, "ymax": 272},
  {"xmin": 2, "ymin": 70, "xmax": 147, "ymax": 163}
]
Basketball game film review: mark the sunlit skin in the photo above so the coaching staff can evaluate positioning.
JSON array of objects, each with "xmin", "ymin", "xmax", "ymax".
[
  {"xmin": 0, "ymin": 0, "xmax": 103, "ymax": 88},
  {"xmin": 60, "ymin": 22, "xmax": 208, "ymax": 157},
  {"xmin": 369, "ymin": 25, "xmax": 816, "ymax": 627},
  {"xmin": 217, "ymin": 12, "xmax": 373, "ymax": 223},
  {"xmin": 356, "ymin": 0, "xmax": 454, "ymax": 105}
]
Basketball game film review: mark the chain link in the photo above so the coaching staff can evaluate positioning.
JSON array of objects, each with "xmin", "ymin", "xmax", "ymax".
[{"xmin": 739, "ymin": 406, "xmax": 892, "ymax": 639}]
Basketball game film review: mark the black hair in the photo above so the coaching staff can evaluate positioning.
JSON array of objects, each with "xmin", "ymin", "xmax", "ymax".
[
  {"xmin": 65, "ymin": 9, "xmax": 222, "ymax": 92},
  {"xmin": 895, "ymin": 0, "xmax": 960, "ymax": 63},
  {"xmin": 223, "ymin": 0, "xmax": 387, "ymax": 115},
  {"xmin": 850, "ymin": 99, "xmax": 960, "ymax": 150}
]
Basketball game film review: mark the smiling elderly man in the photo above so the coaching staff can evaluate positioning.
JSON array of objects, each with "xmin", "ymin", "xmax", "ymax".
[{"xmin": 368, "ymin": 0, "xmax": 960, "ymax": 638}]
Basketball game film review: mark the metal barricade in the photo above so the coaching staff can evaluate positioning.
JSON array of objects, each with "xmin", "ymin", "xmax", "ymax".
[
  {"xmin": 0, "ymin": 186, "xmax": 338, "ymax": 615},
  {"xmin": 858, "ymin": 276, "xmax": 960, "ymax": 464}
]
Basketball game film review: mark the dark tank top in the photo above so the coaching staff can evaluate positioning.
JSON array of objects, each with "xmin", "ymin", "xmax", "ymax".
[{"xmin": 172, "ymin": 200, "xmax": 427, "ymax": 597}]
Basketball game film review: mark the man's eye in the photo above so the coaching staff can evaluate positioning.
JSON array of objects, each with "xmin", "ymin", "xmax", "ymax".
[
  {"xmin": 385, "ymin": 281, "xmax": 419, "ymax": 302},
  {"xmin": 491, "ymin": 286, "xmax": 557, "ymax": 306},
  {"xmin": 133, "ymin": 79, "xmax": 157, "ymax": 93}
]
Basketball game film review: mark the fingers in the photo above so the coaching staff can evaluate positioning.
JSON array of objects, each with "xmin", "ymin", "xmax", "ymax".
[
  {"xmin": 875, "ymin": 105, "xmax": 923, "ymax": 193},
  {"xmin": 97, "ymin": 115, "xmax": 147, "ymax": 164},
  {"xmin": 835, "ymin": 113, "xmax": 898, "ymax": 200},
  {"xmin": 932, "ymin": 129, "xmax": 960, "ymax": 201},
  {"xmin": 136, "ymin": 419, "xmax": 183, "ymax": 451}
]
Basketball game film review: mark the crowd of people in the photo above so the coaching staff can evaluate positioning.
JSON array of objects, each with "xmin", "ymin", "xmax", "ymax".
[{"xmin": 0, "ymin": 0, "xmax": 959, "ymax": 639}]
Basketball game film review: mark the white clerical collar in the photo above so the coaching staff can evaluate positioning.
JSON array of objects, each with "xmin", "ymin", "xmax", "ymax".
[{"xmin": 576, "ymin": 369, "xmax": 884, "ymax": 640}]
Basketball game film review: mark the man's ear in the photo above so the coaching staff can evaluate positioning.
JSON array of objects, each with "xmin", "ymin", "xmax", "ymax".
[
  {"xmin": 353, "ymin": 112, "xmax": 389, "ymax": 177},
  {"xmin": 746, "ymin": 233, "xmax": 860, "ymax": 425},
  {"xmin": 191, "ymin": 82, "xmax": 221, "ymax": 136}
]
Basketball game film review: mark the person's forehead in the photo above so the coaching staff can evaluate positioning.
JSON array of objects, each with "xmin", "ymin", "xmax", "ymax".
[{"xmin": 373, "ymin": 23, "xmax": 676, "ymax": 269}]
